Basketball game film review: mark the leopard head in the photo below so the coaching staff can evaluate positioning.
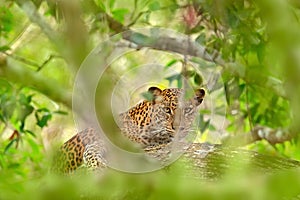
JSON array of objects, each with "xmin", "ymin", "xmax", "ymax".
[{"xmin": 119, "ymin": 86, "xmax": 205, "ymax": 147}]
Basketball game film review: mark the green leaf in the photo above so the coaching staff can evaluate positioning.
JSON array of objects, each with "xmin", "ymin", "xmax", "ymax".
[
  {"xmin": 27, "ymin": 94, "xmax": 34, "ymax": 103},
  {"xmin": 256, "ymin": 43, "xmax": 265, "ymax": 63},
  {"xmin": 238, "ymin": 83, "xmax": 246, "ymax": 97},
  {"xmin": 26, "ymin": 137, "xmax": 40, "ymax": 155},
  {"xmin": 148, "ymin": 1, "xmax": 160, "ymax": 11},
  {"xmin": 17, "ymin": 104, "xmax": 34, "ymax": 123},
  {"xmin": 185, "ymin": 70, "xmax": 195, "ymax": 77},
  {"xmin": 224, "ymin": 82, "xmax": 231, "ymax": 105},
  {"xmin": 19, "ymin": 93, "xmax": 31, "ymax": 105},
  {"xmin": 190, "ymin": 26, "xmax": 205, "ymax": 34},
  {"xmin": 165, "ymin": 74, "xmax": 181, "ymax": 86},
  {"xmin": 0, "ymin": 45, "xmax": 10, "ymax": 52},
  {"xmin": 198, "ymin": 115, "xmax": 210, "ymax": 132},
  {"xmin": 177, "ymin": 76, "xmax": 182, "ymax": 88},
  {"xmin": 208, "ymin": 124, "xmax": 216, "ymax": 131},
  {"xmin": 35, "ymin": 108, "xmax": 52, "ymax": 128},
  {"xmin": 4, "ymin": 138, "xmax": 18, "ymax": 153},
  {"xmin": 141, "ymin": 91, "xmax": 154, "ymax": 101},
  {"xmin": 24, "ymin": 130, "xmax": 36, "ymax": 137},
  {"xmin": 109, "ymin": 0, "xmax": 116, "ymax": 9},
  {"xmin": 194, "ymin": 74, "xmax": 203, "ymax": 86},
  {"xmin": 165, "ymin": 59, "xmax": 178, "ymax": 69},
  {"xmin": 95, "ymin": 0, "xmax": 106, "ymax": 11},
  {"xmin": 112, "ymin": 8, "xmax": 129, "ymax": 23},
  {"xmin": 53, "ymin": 110, "xmax": 68, "ymax": 115},
  {"xmin": 0, "ymin": 7, "xmax": 13, "ymax": 37},
  {"xmin": 0, "ymin": 79, "xmax": 12, "ymax": 93},
  {"xmin": 195, "ymin": 33, "xmax": 206, "ymax": 44},
  {"xmin": 36, "ymin": 113, "xmax": 52, "ymax": 128},
  {"xmin": 0, "ymin": 113, "xmax": 4, "ymax": 122},
  {"xmin": 36, "ymin": 108, "xmax": 50, "ymax": 112},
  {"xmin": 2, "ymin": 100, "xmax": 15, "ymax": 120},
  {"xmin": 0, "ymin": 154, "xmax": 6, "ymax": 168},
  {"xmin": 227, "ymin": 12, "xmax": 240, "ymax": 28}
]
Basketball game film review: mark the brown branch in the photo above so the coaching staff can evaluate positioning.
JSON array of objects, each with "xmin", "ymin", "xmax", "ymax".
[
  {"xmin": 222, "ymin": 125, "xmax": 294, "ymax": 147},
  {"xmin": 102, "ymin": 6, "xmax": 224, "ymax": 65},
  {"xmin": 145, "ymin": 142, "xmax": 300, "ymax": 180},
  {"xmin": 251, "ymin": 126, "xmax": 294, "ymax": 145},
  {"xmin": 81, "ymin": 0, "xmax": 287, "ymax": 101},
  {"xmin": 104, "ymin": 12, "xmax": 286, "ymax": 99},
  {"xmin": 14, "ymin": 0, "xmax": 61, "ymax": 45},
  {"xmin": 120, "ymin": 31, "xmax": 286, "ymax": 98},
  {"xmin": 122, "ymin": 31, "xmax": 224, "ymax": 64},
  {"xmin": 180, "ymin": 142, "xmax": 300, "ymax": 180}
]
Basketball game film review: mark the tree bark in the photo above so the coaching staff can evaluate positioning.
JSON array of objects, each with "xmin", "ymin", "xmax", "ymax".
[
  {"xmin": 147, "ymin": 143, "xmax": 300, "ymax": 181},
  {"xmin": 183, "ymin": 143, "xmax": 300, "ymax": 180}
]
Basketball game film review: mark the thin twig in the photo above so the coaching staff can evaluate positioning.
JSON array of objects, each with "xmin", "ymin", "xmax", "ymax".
[
  {"xmin": 3, "ymin": 52, "xmax": 62, "ymax": 71},
  {"xmin": 36, "ymin": 55, "xmax": 63, "ymax": 71}
]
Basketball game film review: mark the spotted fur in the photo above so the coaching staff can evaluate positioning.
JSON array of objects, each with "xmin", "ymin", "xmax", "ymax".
[
  {"xmin": 119, "ymin": 87, "xmax": 205, "ymax": 147},
  {"xmin": 53, "ymin": 128, "xmax": 106, "ymax": 173},
  {"xmin": 54, "ymin": 86, "xmax": 205, "ymax": 173}
]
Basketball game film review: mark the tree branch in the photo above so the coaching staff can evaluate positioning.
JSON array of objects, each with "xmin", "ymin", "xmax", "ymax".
[
  {"xmin": 222, "ymin": 125, "xmax": 294, "ymax": 147},
  {"xmin": 180, "ymin": 143, "xmax": 300, "ymax": 180},
  {"xmin": 15, "ymin": 0, "xmax": 89, "ymax": 72},
  {"xmin": 14, "ymin": 0, "xmax": 61, "ymax": 45},
  {"xmin": 104, "ymin": 12, "xmax": 286, "ymax": 98},
  {"xmin": 3, "ymin": 52, "xmax": 62, "ymax": 71},
  {"xmin": 104, "ymin": 11, "xmax": 225, "ymax": 66},
  {"xmin": 0, "ymin": 58, "xmax": 72, "ymax": 108},
  {"xmin": 122, "ymin": 31, "xmax": 225, "ymax": 65},
  {"xmin": 145, "ymin": 142, "xmax": 300, "ymax": 180}
]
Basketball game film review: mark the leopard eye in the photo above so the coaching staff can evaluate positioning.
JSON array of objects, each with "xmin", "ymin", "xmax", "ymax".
[
  {"xmin": 163, "ymin": 107, "xmax": 172, "ymax": 114},
  {"xmin": 184, "ymin": 107, "xmax": 193, "ymax": 114}
]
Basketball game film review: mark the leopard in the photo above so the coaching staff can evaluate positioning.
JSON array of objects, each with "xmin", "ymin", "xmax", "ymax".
[
  {"xmin": 119, "ymin": 87, "xmax": 206, "ymax": 147},
  {"xmin": 52, "ymin": 128, "xmax": 107, "ymax": 174},
  {"xmin": 53, "ymin": 86, "xmax": 205, "ymax": 173}
]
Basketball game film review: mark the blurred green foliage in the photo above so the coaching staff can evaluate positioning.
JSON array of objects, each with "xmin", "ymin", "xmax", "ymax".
[{"xmin": 0, "ymin": 0, "xmax": 300, "ymax": 199}]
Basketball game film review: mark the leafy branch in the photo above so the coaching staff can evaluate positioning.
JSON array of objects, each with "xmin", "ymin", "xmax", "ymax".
[{"xmin": 3, "ymin": 52, "xmax": 62, "ymax": 71}]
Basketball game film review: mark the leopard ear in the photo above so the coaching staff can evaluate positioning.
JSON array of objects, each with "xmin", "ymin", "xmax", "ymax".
[
  {"xmin": 194, "ymin": 88, "xmax": 206, "ymax": 105},
  {"xmin": 148, "ymin": 87, "xmax": 162, "ymax": 96},
  {"xmin": 148, "ymin": 87, "xmax": 163, "ymax": 104}
]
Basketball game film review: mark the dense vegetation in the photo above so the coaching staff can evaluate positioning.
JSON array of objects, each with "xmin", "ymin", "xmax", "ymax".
[{"xmin": 1, "ymin": 0, "xmax": 300, "ymax": 199}]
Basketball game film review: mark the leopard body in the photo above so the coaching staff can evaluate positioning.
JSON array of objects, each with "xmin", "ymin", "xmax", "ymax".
[{"xmin": 54, "ymin": 86, "xmax": 205, "ymax": 173}]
